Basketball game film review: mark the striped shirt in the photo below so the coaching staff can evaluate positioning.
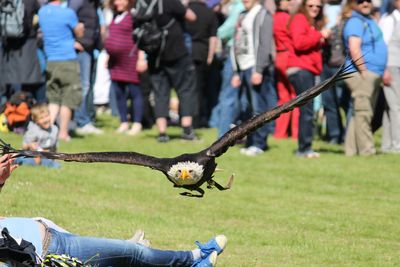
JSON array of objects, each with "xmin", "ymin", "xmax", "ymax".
[{"xmin": 105, "ymin": 12, "xmax": 139, "ymax": 83}]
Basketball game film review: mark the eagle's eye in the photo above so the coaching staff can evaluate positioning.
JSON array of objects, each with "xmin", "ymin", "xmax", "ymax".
[
  {"xmin": 189, "ymin": 170, "xmax": 193, "ymax": 173},
  {"xmin": 178, "ymin": 170, "xmax": 181, "ymax": 173}
]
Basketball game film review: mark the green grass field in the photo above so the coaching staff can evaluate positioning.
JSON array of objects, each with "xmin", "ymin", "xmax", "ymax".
[{"xmin": 1, "ymin": 115, "xmax": 400, "ymax": 266}]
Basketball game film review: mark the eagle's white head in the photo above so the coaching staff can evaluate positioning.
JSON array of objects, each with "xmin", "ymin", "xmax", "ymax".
[{"xmin": 167, "ymin": 161, "xmax": 204, "ymax": 185}]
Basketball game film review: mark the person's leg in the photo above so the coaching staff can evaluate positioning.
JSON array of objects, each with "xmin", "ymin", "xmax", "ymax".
[
  {"xmin": 216, "ymin": 57, "xmax": 240, "ymax": 138},
  {"xmin": 127, "ymin": 83, "xmax": 144, "ymax": 123},
  {"xmin": 47, "ymin": 230, "xmax": 194, "ymax": 267},
  {"xmin": 46, "ymin": 229, "xmax": 226, "ymax": 267},
  {"xmin": 150, "ymin": 66, "xmax": 171, "ymax": 141},
  {"xmin": 289, "ymin": 70, "xmax": 315, "ymax": 154},
  {"xmin": 13, "ymin": 157, "xmax": 38, "ymax": 166},
  {"xmin": 274, "ymin": 52, "xmax": 291, "ymax": 139},
  {"xmin": 48, "ymin": 103, "xmax": 60, "ymax": 125},
  {"xmin": 321, "ymin": 65, "xmax": 343, "ymax": 143},
  {"xmin": 382, "ymin": 66, "xmax": 400, "ymax": 151},
  {"xmin": 59, "ymin": 106, "xmax": 72, "ymax": 140},
  {"xmin": 60, "ymin": 60, "xmax": 83, "ymax": 140},
  {"xmin": 243, "ymin": 68, "xmax": 276, "ymax": 152},
  {"xmin": 127, "ymin": 83, "xmax": 144, "ymax": 135},
  {"xmin": 169, "ymin": 56, "xmax": 197, "ymax": 138},
  {"xmin": 74, "ymin": 51, "xmax": 93, "ymax": 128},
  {"xmin": 113, "ymin": 81, "xmax": 129, "ymax": 123},
  {"xmin": 46, "ymin": 62, "xmax": 62, "ymax": 124},
  {"xmin": 354, "ymin": 71, "xmax": 380, "ymax": 155}
]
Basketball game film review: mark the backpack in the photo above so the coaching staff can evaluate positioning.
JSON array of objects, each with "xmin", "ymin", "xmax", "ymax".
[
  {"xmin": 0, "ymin": 227, "xmax": 86, "ymax": 267},
  {"xmin": 132, "ymin": 0, "xmax": 174, "ymax": 58},
  {"xmin": 3, "ymin": 91, "xmax": 34, "ymax": 134},
  {"xmin": 0, "ymin": 227, "xmax": 39, "ymax": 267},
  {"xmin": 0, "ymin": 0, "xmax": 25, "ymax": 40},
  {"xmin": 325, "ymin": 19, "xmax": 346, "ymax": 68}
]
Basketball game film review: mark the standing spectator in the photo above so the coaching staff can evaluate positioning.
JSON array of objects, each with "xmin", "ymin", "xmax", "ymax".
[
  {"xmin": 0, "ymin": 0, "xmax": 45, "ymax": 103},
  {"xmin": 105, "ymin": 0, "xmax": 146, "ymax": 135},
  {"xmin": 379, "ymin": 0, "xmax": 400, "ymax": 153},
  {"xmin": 273, "ymin": 0, "xmax": 299, "ymax": 140},
  {"xmin": 38, "ymin": 0, "xmax": 84, "ymax": 141},
  {"xmin": 134, "ymin": 0, "xmax": 198, "ymax": 142},
  {"xmin": 231, "ymin": 0, "xmax": 276, "ymax": 156},
  {"xmin": 68, "ymin": 0, "xmax": 104, "ymax": 135},
  {"xmin": 186, "ymin": 0, "xmax": 219, "ymax": 128},
  {"xmin": 320, "ymin": 0, "xmax": 351, "ymax": 145},
  {"xmin": 342, "ymin": 0, "xmax": 387, "ymax": 156},
  {"xmin": 286, "ymin": 0, "xmax": 330, "ymax": 158},
  {"xmin": 210, "ymin": 0, "xmax": 244, "ymax": 138}
]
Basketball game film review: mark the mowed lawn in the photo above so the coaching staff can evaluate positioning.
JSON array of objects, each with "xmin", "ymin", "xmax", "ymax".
[{"xmin": 1, "ymin": 115, "xmax": 399, "ymax": 267}]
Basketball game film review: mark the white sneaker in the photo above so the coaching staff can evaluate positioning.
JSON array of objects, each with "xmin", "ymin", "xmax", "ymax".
[
  {"xmin": 76, "ymin": 123, "xmax": 103, "ymax": 135},
  {"xmin": 240, "ymin": 146, "xmax": 264, "ymax": 156},
  {"xmin": 127, "ymin": 122, "xmax": 142, "ymax": 136},
  {"xmin": 116, "ymin": 122, "xmax": 129, "ymax": 133}
]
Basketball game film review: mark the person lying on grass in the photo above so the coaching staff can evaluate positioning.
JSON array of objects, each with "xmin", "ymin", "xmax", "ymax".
[{"xmin": 0, "ymin": 155, "xmax": 227, "ymax": 267}]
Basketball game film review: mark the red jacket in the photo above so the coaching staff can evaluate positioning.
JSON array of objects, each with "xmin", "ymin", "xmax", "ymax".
[
  {"xmin": 287, "ymin": 13, "xmax": 323, "ymax": 75},
  {"xmin": 273, "ymin": 11, "xmax": 292, "ymax": 53}
]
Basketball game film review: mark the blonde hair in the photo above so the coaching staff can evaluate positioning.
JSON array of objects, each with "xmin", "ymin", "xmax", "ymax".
[
  {"xmin": 341, "ymin": 0, "xmax": 357, "ymax": 19},
  {"xmin": 30, "ymin": 104, "xmax": 50, "ymax": 121}
]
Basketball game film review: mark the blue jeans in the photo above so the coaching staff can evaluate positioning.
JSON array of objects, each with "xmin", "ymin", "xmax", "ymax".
[
  {"xmin": 239, "ymin": 67, "xmax": 277, "ymax": 150},
  {"xmin": 74, "ymin": 51, "xmax": 93, "ymax": 127},
  {"xmin": 289, "ymin": 70, "xmax": 315, "ymax": 153},
  {"xmin": 46, "ymin": 228, "xmax": 195, "ymax": 267},
  {"xmin": 214, "ymin": 57, "xmax": 240, "ymax": 138},
  {"xmin": 14, "ymin": 157, "xmax": 60, "ymax": 169},
  {"xmin": 321, "ymin": 65, "xmax": 351, "ymax": 143}
]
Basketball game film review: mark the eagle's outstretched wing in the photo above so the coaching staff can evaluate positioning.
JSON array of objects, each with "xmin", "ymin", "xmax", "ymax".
[
  {"xmin": 206, "ymin": 63, "xmax": 354, "ymax": 158},
  {"xmin": 0, "ymin": 140, "xmax": 166, "ymax": 171}
]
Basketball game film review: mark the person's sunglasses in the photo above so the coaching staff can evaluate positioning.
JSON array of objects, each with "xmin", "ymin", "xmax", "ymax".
[
  {"xmin": 356, "ymin": 0, "xmax": 372, "ymax": 4},
  {"xmin": 307, "ymin": 4, "xmax": 322, "ymax": 8}
]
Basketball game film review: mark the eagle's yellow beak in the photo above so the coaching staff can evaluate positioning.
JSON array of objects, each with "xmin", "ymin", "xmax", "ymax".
[{"xmin": 180, "ymin": 169, "xmax": 190, "ymax": 179}]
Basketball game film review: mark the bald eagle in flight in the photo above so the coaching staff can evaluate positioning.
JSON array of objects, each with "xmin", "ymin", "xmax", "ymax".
[{"xmin": 1, "ymin": 64, "xmax": 354, "ymax": 197}]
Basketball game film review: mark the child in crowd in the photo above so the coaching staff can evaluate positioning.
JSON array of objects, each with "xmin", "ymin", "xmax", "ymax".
[{"xmin": 14, "ymin": 104, "xmax": 60, "ymax": 168}]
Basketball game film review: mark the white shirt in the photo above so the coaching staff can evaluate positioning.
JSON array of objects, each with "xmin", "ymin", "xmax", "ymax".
[
  {"xmin": 379, "ymin": 9, "xmax": 400, "ymax": 44},
  {"xmin": 235, "ymin": 4, "xmax": 262, "ymax": 70}
]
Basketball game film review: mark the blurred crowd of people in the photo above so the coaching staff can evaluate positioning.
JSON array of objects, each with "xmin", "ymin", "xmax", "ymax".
[{"xmin": 0, "ymin": 0, "xmax": 399, "ymax": 160}]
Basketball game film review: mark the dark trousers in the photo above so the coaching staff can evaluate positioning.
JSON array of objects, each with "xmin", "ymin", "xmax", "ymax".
[
  {"xmin": 289, "ymin": 70, "xmax": 315, "ymax": 153},
  {"xmin": 321, "ymin": 64, "xmax": 351, "ymax": 143},
  {"xmin": 111, "ymin": 81, "xmax": 144, "ymax": 123},
  {"xmin": 149, "ymin": 55, "xmax": 196, "ymax": 118}
]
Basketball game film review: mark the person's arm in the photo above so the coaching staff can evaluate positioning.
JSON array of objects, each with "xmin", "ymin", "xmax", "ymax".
[
  {"xmin": 0, "ymin": 155, "xmax": 18, "ymax": 191},
  {"xmin": 185, "ymin": 8, "xmax": 196, "ymax": 22},
  {"xmin": 217, "ymin": 3, "xmax": 244, "ymax": 41},
  {"xmin": 74, "ymin": 22, "xmax": 85, "ymax": 39},
  {"xmin": 136, "ymin": 50, "xmax": 148, "ymax": 73},
  {"xmin": 207, "ymin": 13, "xmax": 219, "ymax": 65},
  {"xmin": 207, "ymin": 36, "xmax": 217, "ymax": 65},
  {"xmin": 348, "ymin": 36, "xmax": 367, "ymax": 74}
]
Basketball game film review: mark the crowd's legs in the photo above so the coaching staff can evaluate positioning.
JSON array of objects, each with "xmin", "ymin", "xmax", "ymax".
[
  {"xmin": 321, "ymin": 64, "xmax": 351, "ymax": 145},
  {"xmin": 289, "ymin": 70, "xmax": 317, "ymax": 157},
  {"xmin": 274, "ymin": 50, "xmax": 299, "ymax": 140},
  {"xmin": 344, "ymin": 71, "xmax": 381, "ymax": 156},
  {"xmin": 381, "ymin": 66, "xmax": 400, "ymax": 153}
]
